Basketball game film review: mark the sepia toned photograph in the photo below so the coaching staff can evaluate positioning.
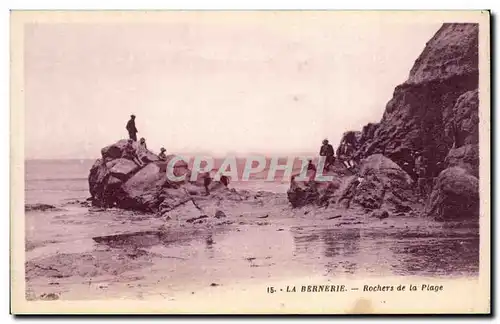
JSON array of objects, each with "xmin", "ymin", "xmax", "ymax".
[{"xmin": 10, "ymin": 10, "xmax": 490, "ymax": 314}]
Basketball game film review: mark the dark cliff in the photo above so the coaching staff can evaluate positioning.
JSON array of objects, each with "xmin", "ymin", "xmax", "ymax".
[{"xmin": 350, "ymin": 23, "xmax": 479, "ymax": 178}]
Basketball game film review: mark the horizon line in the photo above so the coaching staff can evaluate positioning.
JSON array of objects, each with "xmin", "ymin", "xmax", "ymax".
[{"xmin": 25, "ymin": 152, "xmax": 322, "ymax": 161}]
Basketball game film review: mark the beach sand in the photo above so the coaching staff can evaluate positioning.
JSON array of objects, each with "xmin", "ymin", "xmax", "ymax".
[{"xmin": 24, "ymin": 160, "xmax": 479, "ymax": 301}]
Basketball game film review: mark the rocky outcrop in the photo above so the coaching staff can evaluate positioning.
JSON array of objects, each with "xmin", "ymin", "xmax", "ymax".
[
  {"xmin": 286, "ymin": 154, "xmax": 415, "ymax": 213},
  {"xmin": 337, "ymin": 154, "xmax": 415, "ymax": 213},
  {"xmin": 107, "ymin": 158, "xmax": 139, "ymax": 180},
  {"xmin": 344, "ymin": 23, "xmax": 479, "ymax": 179},
  {"xmin": 425, "ymin": 167, "xmax": 479, "ymax": 221},
  {"xmin": 89, "ymin": 140, "xmax": 238, "ymax": 213},
  {"xmin": 117, "ymin": 163, "xmax": 170, "ymax": 211}
]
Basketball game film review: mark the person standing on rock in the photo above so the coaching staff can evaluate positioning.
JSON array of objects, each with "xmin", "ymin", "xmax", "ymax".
[
  {"xmin": 319, "ymin": 139, "xmax": 335, "ymax": 171},
  {"xmin": 126, "ymin": 115, "xmax": 138, "ymax": 141},
  {"xmin": 306, "ymin": 159, "xmax": 317, "ymax": 181}
]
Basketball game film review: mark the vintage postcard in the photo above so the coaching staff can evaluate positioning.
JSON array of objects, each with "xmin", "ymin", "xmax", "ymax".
[{"xmin": 10, "ymin": 10, "xmax": 490, "ymax": 314}]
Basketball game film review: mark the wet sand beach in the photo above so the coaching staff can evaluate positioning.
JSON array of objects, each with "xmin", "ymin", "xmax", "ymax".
[{"xmin": 24, "ymin": 169, "xmax": 479, "ymax": 301}]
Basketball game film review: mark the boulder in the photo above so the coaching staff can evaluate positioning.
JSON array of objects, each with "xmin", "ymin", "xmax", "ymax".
[
  {"xmin": 106, "ymin": 158, "xmax": 139, "ymax": 181},
  {"xmin": 444, "ymin": 144, "xmax": 479, "ymax": 177},
  {"xmin": 425, "ymin": 167, "xmax": 479, "ymax": 221},
  {"xmin": 162, "ymin": 199, "xmax": 204, "ymax": 221},
  {"xmin": 337, "ymin": 154, "xmax": 415, "ymax": 212},
  {"xmin": 287, "ymin": 181, "xmax": 319, "ymax": 208},
  {"xmin": 101, "ymin": 143, "xmax": 123, "ymax": 160},
  {"xmin": 101, "ymin": 139, "xmax": 159, "ymax": 163},
  {"xmin": 118, "ymin": 163, "xmax": 168, "ymax": 211},
  {"xmin": 287, "ymin": 169, "xmax": 342, "ymax": 208},
  {"xmin": 215, "ymin": 210, "xmax": 226, "ymax": 219},
  {"xmin": 443, "ymin": 90, "xmax": 479, "ymax": 147},
  {"xmin": 371, "ymin": 209, "xmax": 390, "ymax": 219},
  {"xmin": 88, "ymin": 159, "xmax": 110, "ymax": 202},
  {"xmin": 183, "ymin": 182, "xmax": 206, "ymax": 196},
  {"xmin": 211, "ymin": 186, "xmax": 249, "ymax": 201},
  {"xmin": 158, "ymin": 188, "xmax": 193, "ymax": 213}
]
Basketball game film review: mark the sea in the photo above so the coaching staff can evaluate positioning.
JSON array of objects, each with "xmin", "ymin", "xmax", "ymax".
[{"xmin": 25, "ymin": 159, "xmax": 94, "ymax": 206}]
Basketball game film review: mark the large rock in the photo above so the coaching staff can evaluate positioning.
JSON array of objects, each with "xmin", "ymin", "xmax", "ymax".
[
  {"xmin": 158, "ymin": 188, "xmax": 193, "ymax": 213},
  {"xmin": 348, "ymin": 24, "xmax": 478, "ymax": 178},
  {"xmin": 90, "ymin": 140, "xmax": 183, "ymax": 211},
  {"xmin": 88, "ymin": 159, "xmax": 110, "ymax": 203},
  {"xmin": 337, "ymin": 154, "xmax": 415, "ymax": 212},
  {"xmin": 118, "ymin": 163, "xmax": 168, "ymax": 211},
  {"xmin": 287, "ymin": 169, "xmax": 342, "ymax": 208},
  {"xmin": 444, "ymin": 144, "xmax": 479, "ymax": 177},
  {"xmin": 425, "ymin": 167, "xmax": 479, "ymax": 221},
  {"xmin": 287, "ymin": 178, "xmax": 320, "ymax": 208},
  {"xmin": 106, "ymin": 158, "xmax": 139, "ymax": 181}
]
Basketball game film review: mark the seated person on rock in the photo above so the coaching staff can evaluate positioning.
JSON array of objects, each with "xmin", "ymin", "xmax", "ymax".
[
  {"xmin": 136, "ymin": 137, "xmax": 153, "ymax": 165},
  {"xmin": 158, "ymin": 147, "xmax": 168, "ymax": 161},
  {"xmin": 339, "ymin": 142, "xmax": 356, "ymax": 171},
  {"xmin": 307, "ymin": 159, "xmax": 317, "ymax": 171},
  {"xmin": 220, "ymin": 174, "xmax": 230, "ymax": 188},
  {"xmin": 139, "ymin": 137, "xmax": 147, "ymax": 149},
  {"xmin": 122, "ymin": 139, "xmax": 144, "ymax": 167}
]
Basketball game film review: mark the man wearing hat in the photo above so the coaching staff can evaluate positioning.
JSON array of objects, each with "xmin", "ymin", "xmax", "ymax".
[
  {"xmin": 158, "ymin": 147, "xmax": 167, "ymax": 161},
  {"xmin": 126, "ymin": 114, "xmax": 138, "ymax": 141},
  {"xmin": 319, "ymin": 139, "xmax": 335, "ymax": 171}
]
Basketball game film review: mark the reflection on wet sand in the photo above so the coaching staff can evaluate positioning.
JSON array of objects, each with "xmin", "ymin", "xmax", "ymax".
[
  {"xmin": 25, "ymin": 206, "xmax": 480, "ymax": 301},
  {"xmin": 291, "ymin": 226, "xmax": 479, "ymax": 278}
]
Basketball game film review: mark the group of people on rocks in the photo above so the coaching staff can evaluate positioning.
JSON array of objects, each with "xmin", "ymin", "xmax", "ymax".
[
  {"xmin": 124, "ymin": 114, "xmax": 168, "ymax": 167},
  {"xmin": 313, "ymin": 134, "xmax": 434, "ymax": 202},
  {"xmin": 124, "ymin": 114, "xmax": 436, "ymax": 200},
  {"xmin": 123, "ymin": 114, "xmax": 229, "ymax": 194},
  {"xmin": 310, "ymin": 136, "xmax": 359, "ymax": 174}
]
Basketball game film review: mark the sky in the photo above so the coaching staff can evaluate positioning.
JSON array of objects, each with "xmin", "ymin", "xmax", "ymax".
[{"xmin": 23, "ymin": 13, "xmax": 442, "ymax": 159}]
